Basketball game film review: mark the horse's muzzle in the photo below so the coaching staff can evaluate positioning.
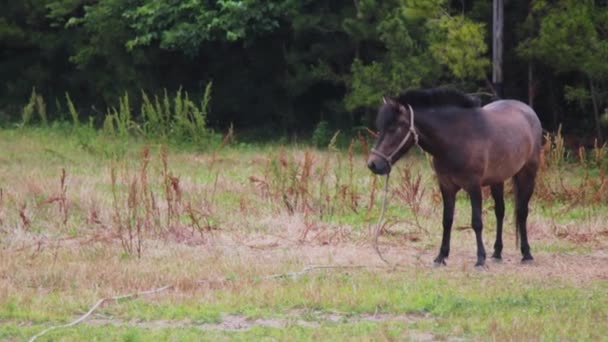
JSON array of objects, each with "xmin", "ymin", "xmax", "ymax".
[{"xmin": 367, "ymin": 157, "xmax": 390, "ymax": 175}]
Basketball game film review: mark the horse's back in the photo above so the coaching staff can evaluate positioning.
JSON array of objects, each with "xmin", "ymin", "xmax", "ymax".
[
  {"xmin": 483, "ymin": 100, "xmax": 541, "ymax": 132},
  {"xmin": 478, "ymin": 99, "xmax": 542, "ymax": 184},
  {"xmin": 482, "ymin": 99, "xmax": 542, "ymax": 147}
]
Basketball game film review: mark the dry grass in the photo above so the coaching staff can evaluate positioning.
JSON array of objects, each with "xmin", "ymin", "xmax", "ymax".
[{"xmin": 0, "ymin": 129, "xmax": 607, "ymax": 340}]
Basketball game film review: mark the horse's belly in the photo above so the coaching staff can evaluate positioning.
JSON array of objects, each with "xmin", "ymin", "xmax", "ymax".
[
  {"xmin": 481, "ymin": 169, "xmax": 520, "ymax": 186},
  {"xmin": 481, "ymin": 153, "xmax": 528, "ymax": 185}
]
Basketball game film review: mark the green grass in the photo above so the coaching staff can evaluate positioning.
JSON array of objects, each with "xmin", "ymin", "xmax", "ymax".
[
  {"xmin": 2, "ymin": 321, "xmax": 415, "ymax": 342},
  {"xmin": 2, "ymin": 271, "xmax": 606, "ymax": 340}
]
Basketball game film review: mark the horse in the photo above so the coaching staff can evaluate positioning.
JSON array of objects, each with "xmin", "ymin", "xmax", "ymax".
[{"xmin": 367, "ymin": 88, "xmax": 542, "ymax": 268}]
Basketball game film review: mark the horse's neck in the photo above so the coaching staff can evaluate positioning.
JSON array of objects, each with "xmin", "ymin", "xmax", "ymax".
[
  {"xmin": 412, "ymin": 108, "xmax": 450, "ymax": 156},
  {"xmin": 414, "ymin": 108, "xmax": 468, "ymax": 158}
]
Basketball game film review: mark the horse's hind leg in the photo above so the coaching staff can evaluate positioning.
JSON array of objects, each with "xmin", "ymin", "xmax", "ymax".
[
  {"xmin": 513, "ymin": 165, "xmax": 538, "ymax": 262},
  {"xmin": 490, "ymin": 183, "xmax": 505, "ymax": 260}
]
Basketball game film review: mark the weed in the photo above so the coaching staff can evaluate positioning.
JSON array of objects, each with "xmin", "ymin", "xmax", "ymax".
[
  {"xmin": 65, "ymin": 93, "xmax": 79, "ymax": 127},
  {"xmin": 35, "ymin": 93, "xmax": 47, "ymax": 126},
  {"xmin": 592, "ymin": 139, "xmax": 607, "ymax": 166},
  {"xmin": 19, "ymin": 202, "xmax": 30, "ymax": 230},
  {"xmin": 393, "ymin": 168, "xmax": 427, "ymax": 233},
  {"xmin": 545, "ymin": 125, "xmax": 566, "ymax": 167},
  {"xmin": 21, "ymin": 90, "xmax": 36, "ymax": 127},
  {"xmin": 312, "ymin": 120, "xmax": 331, "ymax": 148},
  {"xmin": 42, "ymin": 169, "xmax": 69, "ymax": 226},
  {"xmin": 19, "ymin": 88, "xmax": 48, "ymax": 128},
  {"xmin": 140, "ymin": 84, "xmax": 213, "ymax": 145}
]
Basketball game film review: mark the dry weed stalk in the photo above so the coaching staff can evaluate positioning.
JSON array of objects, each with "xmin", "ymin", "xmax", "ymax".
[
  {"xmin": 317, "ymin": 149, "xmax": 332, "ymax": 217},
  {"xmin": 393, "ymin": 168, "xmax": 427, "ymax": 232},
  {"xmin": 251, "ymin": 144, "xmax": 372, "ymax": 219},
  {"xmin": 299, "ymin": 150, "xmax": 313, "ymax": 212},
  {"xmin": 110, "ymin": 147, "xmax": 163, "ymax": 258},
  {"xmin": 367, "ymin": 175, "xmax": 378, "ymax": 213},
  {"xmin": 220, "ymin": 122, "xmax": 235, "ymax": 148},
  {"xmin": 39, "ymin": 169, "xmax": 70, "ymax": 226},
  {"xmin": 19, "ymin": 202, "xmax": 30, "ymax": 230},
  {"xmin": 592, "ymin": 139, "xmax": 607, "ymax": 165},
  {"xmin": 545, "ymin": 125, "xmax": 566, "ymax": 167},
  {"xmin": 346, "ymin": 140, "xmax": 360, "ymax": 212},
  {"xmin": 578, "ymin": 146, "xmax": 588, "ymax": 166},
  {"xmin": 263, "ymin": 149, "xmax": 316, "ymax": 215},
  {"xmin": 0, "ymin": 188, "xmax": 4, "ymax": 226},
  {"xmin": 161, "ymin": 146, "xmax": 182, "ymax": 225},
  {"xmin": 249, "ymin": 175, "xmax": 270, "ymax": 200},
  {"xmin": 60, "ymin": 169, "xmax": 68, "ymax": 224},
  {"xmin": 185, "ymin": 200, "xmax": 216, "ymax": 240},
  {"xmin": 357, "ymin": 131, "xmax": 370, "ymax": 157}
]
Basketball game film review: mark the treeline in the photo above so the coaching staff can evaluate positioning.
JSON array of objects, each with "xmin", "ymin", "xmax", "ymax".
[{"xmin": 1, "ymin": 0, "xmax": 607, "ymax": 141}]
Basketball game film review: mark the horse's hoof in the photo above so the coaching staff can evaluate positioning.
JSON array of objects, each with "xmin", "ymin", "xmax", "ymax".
[
  {"xmin": 491, "ymin": 251, "xmax": 502, "ymax": 262},
  {"xmin": 474, "ymin": 263, "xmax": 488, "ymax": 271},
  {"xmin": 433, "ymin": 259, "xmax": 447, "ymax": 267},
  {"xmin": 521, "ymin": 257, "xmax": 534, "ymax": 265}
]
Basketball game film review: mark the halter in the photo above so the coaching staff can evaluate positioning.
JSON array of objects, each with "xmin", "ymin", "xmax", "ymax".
[{"xmin": 371, "ymin": 104, "xmax": 419, "ymax": 166}]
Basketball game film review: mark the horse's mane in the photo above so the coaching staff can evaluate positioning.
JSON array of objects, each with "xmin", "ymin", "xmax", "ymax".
[{"xmin": 397, "ymin": 88, "xmax": 480, "ymax": 108}]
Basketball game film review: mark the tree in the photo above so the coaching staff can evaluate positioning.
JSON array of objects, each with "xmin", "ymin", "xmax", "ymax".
[
  {"xmin": 346, "ymin": 0, "xmax": 489, "ymax": 111},
  {"xmin": 519, "ymin": 0, "xmax": 608, "ymax": 142}
]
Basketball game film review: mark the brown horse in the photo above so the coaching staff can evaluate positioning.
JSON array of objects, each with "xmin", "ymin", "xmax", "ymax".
[{"xmin": 367, "ymin": 88, "xmax": 542, "ymax": 268}]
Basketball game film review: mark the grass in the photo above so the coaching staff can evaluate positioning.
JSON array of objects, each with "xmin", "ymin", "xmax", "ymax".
[{"xmin": 0, "ymin": 126, "xmax": 607, "ymax": 341}]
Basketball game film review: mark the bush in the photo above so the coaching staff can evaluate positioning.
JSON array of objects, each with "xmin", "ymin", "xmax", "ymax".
[{"xmin": 312, "ymin": 120, "xmax": 331, "ymax": 148}]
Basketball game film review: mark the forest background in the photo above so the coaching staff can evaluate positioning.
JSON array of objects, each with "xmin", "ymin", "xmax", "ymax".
[{"xmin": 1, "ymin": 0, "xmax": 608, "ymax": 143}]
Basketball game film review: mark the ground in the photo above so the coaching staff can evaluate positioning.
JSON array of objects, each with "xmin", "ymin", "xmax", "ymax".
[{"xmin": 0, "ymin": 128, "xmax": 607, "ymax": 341}]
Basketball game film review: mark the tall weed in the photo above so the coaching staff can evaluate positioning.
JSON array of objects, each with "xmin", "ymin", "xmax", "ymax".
[
  {"xmin": 65, "ymin": 93, "xmax": 79, "ymax": 127},
  {"xmin": 252, "ymin": 139, "xmax": 368, "ymax": 219},
  {"xmin": 139, "ymin": 83, "xmax": 213, "ymax": 144},
  {"xmin": 20, "ymin": 88, "xmax": 47, "ymax": 127}
]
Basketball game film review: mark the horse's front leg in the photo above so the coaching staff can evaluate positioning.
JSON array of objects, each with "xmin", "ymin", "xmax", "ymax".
[
  {"xmin": 434, "ymin": 183, "xmax": 458, "ymax": 266},
  {"xmin": 466, "ymin": 185, "xmax": 486, "ymax": 267}
]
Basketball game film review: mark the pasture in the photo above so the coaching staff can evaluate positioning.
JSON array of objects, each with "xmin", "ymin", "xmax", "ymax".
[{"xmin": 0, "ymin": 127, "xmax": 607, "ymax": 341}]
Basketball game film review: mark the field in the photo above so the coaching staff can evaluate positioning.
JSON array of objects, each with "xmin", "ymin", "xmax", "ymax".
[{"xmin": 0, "ymin": 127, "xmax": 607, "ymax": 341}]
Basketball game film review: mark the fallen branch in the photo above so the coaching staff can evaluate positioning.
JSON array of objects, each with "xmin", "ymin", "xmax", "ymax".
[
  {"xmin": 27, "ymin": 264, "xmax": 387, "ymax": 340},
  {"xmin": 28, "ymin": 284, "xmax": 173, "ymax": 342},
  {"xmin": 264, "ymin": 265, "xmax": 370, "ymax": 279}
]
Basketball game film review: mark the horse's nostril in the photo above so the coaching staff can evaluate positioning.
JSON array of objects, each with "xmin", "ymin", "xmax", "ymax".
[{"xmin": 368, "ymin": 160, "xmax": 376, "ymax": 171}]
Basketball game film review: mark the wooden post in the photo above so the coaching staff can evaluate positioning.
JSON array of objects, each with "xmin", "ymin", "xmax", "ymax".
[{"xmin": 493, "ymin": 0, "xmax": 504, "ymax": 98}]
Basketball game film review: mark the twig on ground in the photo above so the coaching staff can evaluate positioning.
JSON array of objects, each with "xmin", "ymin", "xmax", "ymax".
[
  {"xmin": 28, "ymin": 285, "xmax": 173, "ymax": 342},
  {"xmin": 264, "ymin": 265, "xmax": 370, "ymax": 279}
]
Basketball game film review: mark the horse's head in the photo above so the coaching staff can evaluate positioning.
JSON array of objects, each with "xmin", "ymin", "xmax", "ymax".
[{"xmin": 367, "ymin": 96, "xmax": 418, "ymax": 175}]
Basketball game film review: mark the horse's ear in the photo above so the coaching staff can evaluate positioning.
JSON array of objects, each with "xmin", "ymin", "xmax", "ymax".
[{"xmin": 382, "ymin": 96, "xmax": 396, "ymax": 105}]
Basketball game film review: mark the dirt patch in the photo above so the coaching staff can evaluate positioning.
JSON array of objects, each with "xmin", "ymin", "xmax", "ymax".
[
  {"xmin": 217, "ymin": 224, "xmax": 608, "ymax": 284},
  {"xmin": 85, "ymin": 310, "xmax": 427, "ymax": 331}
]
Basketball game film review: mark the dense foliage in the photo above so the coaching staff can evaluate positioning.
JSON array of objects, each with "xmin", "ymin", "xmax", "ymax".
[{"xmin": 1, "ymin": 0, "xmax": 607, "ymax": 141}]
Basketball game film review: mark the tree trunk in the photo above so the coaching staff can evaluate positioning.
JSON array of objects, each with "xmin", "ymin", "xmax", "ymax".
[
  {"xmin": 549, "ymin": 81, "xmax": 559, "ymax": 131},
  {"xmin": 589, "ymin": 78, "xmax": 604, "ymax": 143},
  {"xmin": 492, "ymin": 0, "xmax": 504, "ymax": 98},
  {"xmin": 528, "ymin": 61, "xmax": 534, "ymax": 107}
]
